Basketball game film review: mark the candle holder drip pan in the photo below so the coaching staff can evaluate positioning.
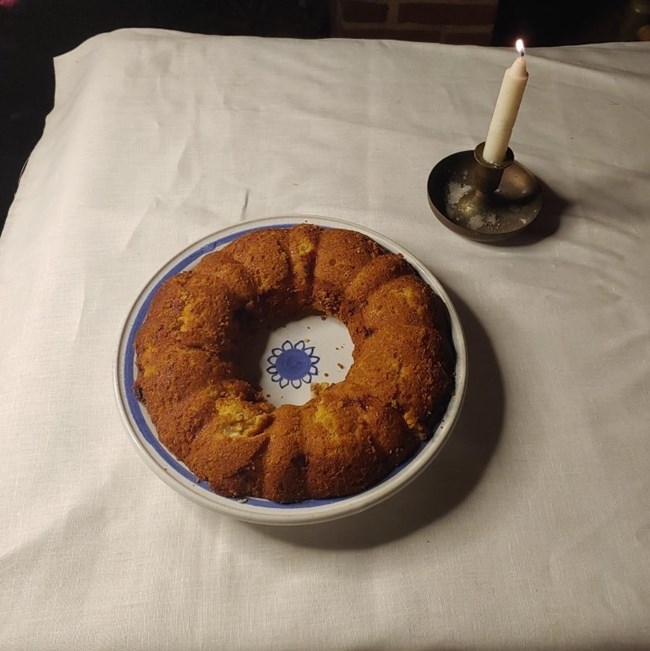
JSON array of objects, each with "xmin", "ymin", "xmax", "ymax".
[{"xmin": 428, "ymin": 143, "xmax": 542, "ymax": 243}]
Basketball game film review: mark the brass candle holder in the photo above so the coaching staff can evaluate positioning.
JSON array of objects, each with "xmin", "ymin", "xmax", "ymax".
[{"xmin": 427, "ymin": 142, "xmax": 542, "ymax": 243}]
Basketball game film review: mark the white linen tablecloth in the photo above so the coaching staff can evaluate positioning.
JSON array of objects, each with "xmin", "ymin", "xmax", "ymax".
[{"xmin": 1, "ymin": 29, "xmax": 649, "ymax": 650}]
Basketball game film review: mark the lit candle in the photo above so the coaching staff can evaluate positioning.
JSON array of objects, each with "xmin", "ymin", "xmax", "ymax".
[{"xmin": 483, "ymin": 39, "xmax": 529, "ymax": 164}]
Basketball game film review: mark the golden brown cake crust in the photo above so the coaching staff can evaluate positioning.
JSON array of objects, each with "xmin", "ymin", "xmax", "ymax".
[{"xmin": 134, "ymin": 225, "xmax": 455, "ymax": 502}]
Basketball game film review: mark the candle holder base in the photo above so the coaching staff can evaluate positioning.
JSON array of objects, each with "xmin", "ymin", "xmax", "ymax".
[{"xmin": 427, "ymin": 144, "xmax": 542, "ymax": 243}]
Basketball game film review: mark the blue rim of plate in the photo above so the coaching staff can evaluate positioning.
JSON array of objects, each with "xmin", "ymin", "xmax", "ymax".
[{"xmin": 114, "ymin": 216, "xmax": 467, "ymax": 525}]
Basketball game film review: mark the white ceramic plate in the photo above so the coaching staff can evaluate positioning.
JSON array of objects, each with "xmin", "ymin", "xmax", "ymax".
[{"xmin": 114, "ymin": 216, "xmax": 467, "ymax": 525}]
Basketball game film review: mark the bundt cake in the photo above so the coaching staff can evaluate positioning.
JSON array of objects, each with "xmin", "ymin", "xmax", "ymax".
[{"xmin": 134, "ymin": 224, "xmax": 455, "ymax": 502}]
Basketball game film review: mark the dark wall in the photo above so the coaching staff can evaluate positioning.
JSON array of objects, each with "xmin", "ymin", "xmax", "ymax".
[
  {"xmin": 7, "ymin": 0, "xmax": 330, "ymax": 56},
  {"xmin": 493, "ymin": 0, "xmax": 629, "ymax": 46}
]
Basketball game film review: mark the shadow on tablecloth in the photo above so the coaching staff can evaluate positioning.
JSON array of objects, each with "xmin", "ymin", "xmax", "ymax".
[
  {"xmin": 255, "ymin": 288, "xmax": 505, "ymax": 549},
  {"xmin": 494, "ymin": 179, "xmax": 570, "ymax": 247}
]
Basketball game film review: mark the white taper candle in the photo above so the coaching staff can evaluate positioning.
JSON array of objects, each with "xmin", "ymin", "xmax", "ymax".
[{"xmin": 483, "ymin": 39, "xmax": 529, "ymax": 164}]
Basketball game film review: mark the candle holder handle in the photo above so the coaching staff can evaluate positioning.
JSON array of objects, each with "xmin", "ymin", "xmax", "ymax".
[{"xmin": 427, "ymin": 142, "xmax": 542, "ymax": 243}]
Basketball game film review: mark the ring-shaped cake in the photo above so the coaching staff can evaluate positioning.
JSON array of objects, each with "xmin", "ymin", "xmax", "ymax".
[{"xmin": 133, "ymin": 224, "xmax": 455, "ymax": 503}]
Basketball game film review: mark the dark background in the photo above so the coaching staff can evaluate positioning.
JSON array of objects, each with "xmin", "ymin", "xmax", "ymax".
[{"xmin": 0, "ymin": 0, "xmax": 637, "ymax": 234}]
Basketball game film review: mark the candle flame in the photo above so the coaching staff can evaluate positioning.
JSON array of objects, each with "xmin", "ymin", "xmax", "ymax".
[{"xmin": 516, "ymin": 38, "xmax": 525, "ymax": 56}]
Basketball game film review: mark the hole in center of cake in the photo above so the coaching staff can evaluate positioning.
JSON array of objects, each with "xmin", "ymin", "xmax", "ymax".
[{"xmin": 237, "ymin": 314, "xmax": 353, "ymax": 407}]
